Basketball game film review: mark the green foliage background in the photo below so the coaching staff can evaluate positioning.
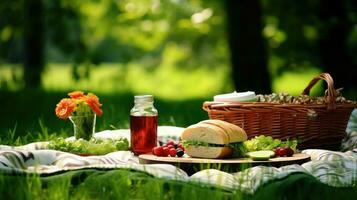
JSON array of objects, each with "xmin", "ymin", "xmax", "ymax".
[
  {"xmin": 0, "ymin": 1, "xmax": 357, "ymax": 199},
  {"xmin": 0, "ymin": 0, "xmax": 356, "ymax": 137}
]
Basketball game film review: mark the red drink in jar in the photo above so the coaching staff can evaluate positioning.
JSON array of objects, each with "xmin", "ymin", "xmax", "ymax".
[
  {"xmin": 130, "ymin": 115, "xmax": 157, "ymax": 155},
  {"xmin": 130, "ymin": 95, "xmax": 158, "ymax": 155}
]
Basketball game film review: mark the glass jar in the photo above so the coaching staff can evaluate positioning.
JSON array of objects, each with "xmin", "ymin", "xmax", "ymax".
[
  {"xmin": 69, "ymin": 114, "xmax": 96, "ymax": 140},
  {"xmin": 130, "ymin": 95, "xmax": 158, "ymax": 155}
]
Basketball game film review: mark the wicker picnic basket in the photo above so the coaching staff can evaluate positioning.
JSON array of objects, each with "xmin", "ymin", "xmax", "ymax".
[{"xmin": 203, "ymin": 73, "xmax": 357, "ymax": 150}]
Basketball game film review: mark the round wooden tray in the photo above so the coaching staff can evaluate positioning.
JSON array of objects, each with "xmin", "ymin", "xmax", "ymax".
[{"xmin": 139, "ymin": 153, "xmax": 310, "ymax": 175}]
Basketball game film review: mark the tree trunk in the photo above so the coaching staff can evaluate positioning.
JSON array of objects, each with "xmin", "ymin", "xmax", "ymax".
[
  {"xmin": 225, "ymin": 0, "xmax": 271, "ymax": 94},
  {"xmin": 23, "ymin": 0, "xmax": 44, "ymax": 89},
  {"xmin": 318, "ymin": 0, "xmax": 356, "ymax": 91}
]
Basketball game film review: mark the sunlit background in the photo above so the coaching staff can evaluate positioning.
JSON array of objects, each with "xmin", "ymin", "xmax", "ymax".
[{"xmin": 0, "ymin": 0, "xmax": 356, "ymax": 139}]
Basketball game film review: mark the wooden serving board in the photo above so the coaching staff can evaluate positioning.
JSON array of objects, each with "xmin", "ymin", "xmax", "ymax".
[
  {"xmin": 139, "ymin": 153, "xmax": 310, "ymax": 175},
  {"xmin": 139, "ymin": 153, "xmax": 310, "ymax": 164}
]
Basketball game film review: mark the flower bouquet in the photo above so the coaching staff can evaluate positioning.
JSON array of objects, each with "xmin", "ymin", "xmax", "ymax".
[{"xmin": 55, "ymin": 91, "xmax": 103, "ymax": 140}]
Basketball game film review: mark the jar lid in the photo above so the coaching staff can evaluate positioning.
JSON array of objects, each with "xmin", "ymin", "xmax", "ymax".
[
  {"xmin": 134, "ymin": 95, "xmax": 154, "ymax": 103},
  {"xmin": 214, "ymin": 91, "xmax": 257, "ymax": 102}
]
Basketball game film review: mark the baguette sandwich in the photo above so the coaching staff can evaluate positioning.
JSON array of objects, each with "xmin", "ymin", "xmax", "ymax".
[{"xmin": 181, "ymin": 120, "xmax": 247, "ymax": 159}]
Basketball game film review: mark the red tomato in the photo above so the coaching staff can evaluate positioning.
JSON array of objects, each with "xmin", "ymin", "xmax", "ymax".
[
  {"xmin": 167, "ymin": 144, "xmax": 174, "ymax": 149},
  {"xmin": 166, "ymin": 140, "xmax": 175, "ymax": 146},
  {"xmin": 274, "ymin": 147, "xmax": 282, "ymax": 156},
  {"xmin": 277, "ymin": 148, "xmax": 287, "ymax": 157},
  {"xmin": 153, "ymin": 146, "xmax": 163, "ymax": 156},
  {"xmin": 178, "ymin": 143, "xmax": 185, "ymax": 151},
  {"xmin": 162, "ymin": 147, "xmax": 170, "ymax": 156},
  {"xmin": 169, "ymin": 148, "xmax": 177, "ymax": 157},
  {"xmin": 284, "ymin": 147, "xmax": 294, "ymax": 157}
]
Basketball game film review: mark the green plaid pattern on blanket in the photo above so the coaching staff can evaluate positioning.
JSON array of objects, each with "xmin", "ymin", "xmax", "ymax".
[
  {"xmin": 1, "ymin": 124, "xmax": 357, "ymax": 194},
  {"xmin": 341, "ymin": 109, "xmax": 357, "ymax": 151}
]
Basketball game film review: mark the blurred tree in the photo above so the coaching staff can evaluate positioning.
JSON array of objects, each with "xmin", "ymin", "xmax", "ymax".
[
  {"xmin": 262, "ymin": 0, "xmax": 356, "ymax": 93},
  {"xmin": 225, "ymin": 0, "xmax": 271, "ymax": 93},
  {"xmin": 23, "ymin": 0, "xmax": 44, "ymax": 89},
  {"xmin": 318, "ymin": 0, "xmax": 356, "ymax": 91},
  {"xmin": 261, "ymin": 0, "xmax": 321, "ymax": 76},
  {"xmin": 45, "ymin": 0, "xmax": 89, "ymax": 81},
  {"xmin": 1, "ymin": 0, "xmax": 357, "ymax": 93},
  {"xmin": 0, "ymin": 0, "xmax": 24, "ymax": 62}
]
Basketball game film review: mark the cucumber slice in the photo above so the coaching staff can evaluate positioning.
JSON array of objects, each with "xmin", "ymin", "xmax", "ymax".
[{"xmin": 246, "ymin": 150, "xmax": 275, "ymax": 161}]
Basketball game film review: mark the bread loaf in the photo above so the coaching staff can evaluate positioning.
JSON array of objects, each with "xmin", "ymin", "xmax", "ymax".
[{"xmin": 181, "ymin": 120, "xmax": 247, "ymax": 158}]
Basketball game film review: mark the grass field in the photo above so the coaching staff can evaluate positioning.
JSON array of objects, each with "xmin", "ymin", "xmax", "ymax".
[
  {"xmin": 1, "ymin": 63, "xmax": 233, "ymax": 100},
  {"xmin": 1, "ymin": 63, "xmax": 325, "ymax": 98},
  {"xmin": 0, "ymin": 63, "xmax": 332, "ymax": 143},
  {"xmin": 0, "ymin": 169, "xmax": 244, "ymax": 200}
]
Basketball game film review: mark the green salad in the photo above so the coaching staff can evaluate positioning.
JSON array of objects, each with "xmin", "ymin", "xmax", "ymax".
[
  {"xmin": 47, "ymin": 137, "xmax": 129, "ymax": 155},
  {"xmin": 243, "ymin": 135, "xmax": 298, "ymax": 152}
]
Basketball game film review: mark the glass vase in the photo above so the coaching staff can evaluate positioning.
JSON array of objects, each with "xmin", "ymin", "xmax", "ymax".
[{"xmin": 69, "ymin": 114, "xmax": 96, "ymax": 140}]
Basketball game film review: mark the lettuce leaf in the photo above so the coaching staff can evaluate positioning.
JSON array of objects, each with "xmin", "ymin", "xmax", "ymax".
[
  {"xmin": 243, "ymin": 135, "xmax": 298, "ymax": 152},
  {"xmin": 182, "ymin": 140, "xmax": 224, "ymax": 148},
  {"xmin": 47, "ymin": 137, "xmax": 129, "ymax": 155},
  {"xmin": 227, "ymin": 142, "xmax": 247, "ymax": 158}
]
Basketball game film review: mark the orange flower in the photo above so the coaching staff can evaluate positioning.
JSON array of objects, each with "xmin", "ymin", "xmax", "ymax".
[
  {"xmin": 56, "ymin": 92, "xmax": 103, "ymax": 119},
  {"xmin": 68, "ymin": 91, "xmax": 85, "ymax": 99},
  {"xmin": 55, "ymin": 98, "xmax": 77, "ymax": 119},
  {"xmin": 86, "ymin": 94, "xmax": 103, "ymax": 117}
]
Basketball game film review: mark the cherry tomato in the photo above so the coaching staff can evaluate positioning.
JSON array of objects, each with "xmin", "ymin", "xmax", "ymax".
[
  {"xmin": 178, "ymin": 143, "xmax": 185, "ymax": 151},
  {"xmin": 162, "ymin": 147, "xmax": 170, "ymax": 156},
  {"xmin": 274, "ymin": 147, "xmax": 282, "ymax": 156},
  {"xmin": 284, "ymin": 147, "xmax": 294, "ymax": 157},
  {"xmin": 277, "ymin": 148, "xmax": 287, "ymax": 157},
  {"xmin": 166, "ymin": 140, "xmax": 175, "ymax": 146},
  {"xmin": 153, "ymin": 146, "xmax": 163, "ymax": 156},
  {"xmin": 169, "ymin": 148, "xmax": 177, "ymax": 157},
  {"xmin": 167, "ymin": 144, "xmax": 174, "ymax": 149}
]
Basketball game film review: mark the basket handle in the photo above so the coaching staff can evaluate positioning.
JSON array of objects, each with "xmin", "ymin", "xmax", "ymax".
[{"xmin": 301, "ymin": 73, "xmax": 336, "ymax": 110}]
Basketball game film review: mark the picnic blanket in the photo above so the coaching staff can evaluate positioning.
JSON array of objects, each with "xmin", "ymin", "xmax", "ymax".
[
  {"xmin": 0, "ymin": 131, "xmax": 356, "ymax": 194},
  {"xmin": 1, "ymin": 109, "xmax": 357, "ymax": 194}
]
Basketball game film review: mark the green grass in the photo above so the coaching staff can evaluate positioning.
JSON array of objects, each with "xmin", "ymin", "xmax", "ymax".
[
  {"xmin": 1, "ymin": 63, "xmax": 356, "ymax": 199},
  {"xmin": 1, "ymin": 62, "xmax": 354, "ymax": 143},
  {"xmin": 1, "ymin": 63, "xmax": 329, "ymax": 99},
  {"xmin": 0, "ymin": 169, "xmax": 246, "ymax": 200},
  {"xmin": 0, "ymin": 63, "xmax": 232, "ymax": 143},
  {"xmin": 0, "ymin": 89, "xmax": 209, "ymax": 144},
  {"xmin": 1, "ymin": 63, "xmax": 234, "ymax": 100}
]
